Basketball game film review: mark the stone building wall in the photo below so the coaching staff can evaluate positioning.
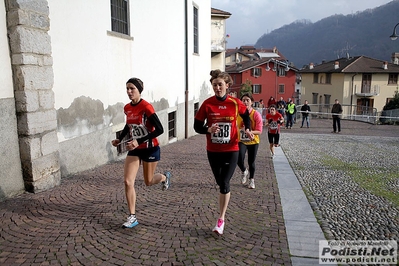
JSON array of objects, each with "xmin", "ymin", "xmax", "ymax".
[{"xmin": 5, "ymin": 0, "xmax": 60, "ymax": 192}]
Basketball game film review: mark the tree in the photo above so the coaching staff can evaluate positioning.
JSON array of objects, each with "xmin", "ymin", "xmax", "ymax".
[
  {"xmin": 383, "ymin": 89, "xmax": 399, "ymax": 110},
  {"xmin": 380, "ymin": 89, "xmax": 399, "ymax": 124},
  {"xmin": 239, "ymin": 79, "xmax": 252, "ymax": 98}
]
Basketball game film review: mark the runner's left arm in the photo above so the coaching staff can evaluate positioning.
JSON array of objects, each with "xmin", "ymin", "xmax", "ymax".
[
  {"xmin": 136, "ymin": 113, "xmax": 164, "ymax": 145},
  {"xmin": 239, "ymin": 109, "xmax": 251, "ymax": 131}
]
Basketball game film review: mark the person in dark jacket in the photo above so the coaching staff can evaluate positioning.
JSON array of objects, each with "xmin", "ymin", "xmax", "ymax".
[
  {"xmin": 300, "ymin": 100, "xmax": 311, "ymax": 128},
  {"xmin": 331, "ymin": 99, "xmax": 343, "ymax": 133}
]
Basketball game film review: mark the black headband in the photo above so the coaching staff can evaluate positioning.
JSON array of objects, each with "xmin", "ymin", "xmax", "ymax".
[{"xmin": 128, "ymin": 78, "xmax": 143, "ymax": 93}]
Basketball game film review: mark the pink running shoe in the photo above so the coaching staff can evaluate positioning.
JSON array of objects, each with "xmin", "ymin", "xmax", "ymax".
[{"xmin": 213, "ymin": 218, "xmax": 225, "ymax": 235}]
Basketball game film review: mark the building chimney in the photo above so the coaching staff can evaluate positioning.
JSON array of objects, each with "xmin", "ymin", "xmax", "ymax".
[
  {"xmin": 391, "ymin": 53, "xmax": 399, "ymax": 65},
  {"xmin": 334, "ymin": 61, "xmax": 339, "ymax": 69},
  {"xmin": 383, "ymin": 61, "xmax": 388, "ymax": 70},
  {"xmin": 309, "ymin": 63, "xmax": 314, "ymax": 69}
]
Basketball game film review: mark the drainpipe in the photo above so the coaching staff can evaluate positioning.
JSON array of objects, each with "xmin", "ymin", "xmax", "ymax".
[
  {"xmin": 351, "ymin": 74, "xmax": 357, "ymax": 119},
  {"xmin": 184, "ymin": 0, "xmax": 189, "ymax": 139}
]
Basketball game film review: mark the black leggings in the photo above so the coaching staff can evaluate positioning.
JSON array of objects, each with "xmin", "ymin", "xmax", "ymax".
[
  {"xmin": 237, "ymin": 142, "xmax": 259, "ymax": 179},
  {"xmin": 207, "ymin": 151, "xmax": 238, "ymax": 194}
]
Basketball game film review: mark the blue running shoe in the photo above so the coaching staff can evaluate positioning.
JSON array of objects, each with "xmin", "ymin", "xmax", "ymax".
[{"xmin": 162, "ymin": 171, "xmax": 171, "ymax": 191}]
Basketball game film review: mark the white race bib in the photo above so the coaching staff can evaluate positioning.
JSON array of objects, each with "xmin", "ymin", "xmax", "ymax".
[
  {"xmin": 130, "ymin": 124, "xmax": 149, "ymax": 139},
  {"xmin": 211, "ymin": 122, "xmax": 232, "ymax": 144},
  {"xmin": 240, "ymin": 129, "xmax": 250, "ymax": 141}
]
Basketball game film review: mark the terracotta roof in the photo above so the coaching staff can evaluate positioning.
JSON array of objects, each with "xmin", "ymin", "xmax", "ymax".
[
  {"xmin": 300, "ymin": 56, "xmax": 399, "ymax": 73},
  {"xmin": 226, "ymin": 58, "xmax": 298, "ymax": 73},
  {"xmin": 226, "ymin": 47, "xmax": 288, "ymax": 62},
  {"xmin": 211, "ymin": 8, "xmax": 231, "ymax": 17},
  {"xmin": 226, "ymin": 58, "xmax": 270, "ymax": 73}
]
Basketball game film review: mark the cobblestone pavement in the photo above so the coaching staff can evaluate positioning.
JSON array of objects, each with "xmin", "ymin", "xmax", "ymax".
[
  {"xmin": 0, "ymin": 130, "xmax": 291, "ymax": 265},
  {"xmin": 1, "ymin": 118, "xmax": 397, "ymax": 266}
]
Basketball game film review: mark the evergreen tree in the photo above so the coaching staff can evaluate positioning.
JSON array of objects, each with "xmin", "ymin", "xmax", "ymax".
[
  {"xmin": 239, "ymin": 79, "xmax": 252, "ymax": 98},
  {"xmin": 383, "ymin": 89, "xmax": 399, "ymax": 110}
]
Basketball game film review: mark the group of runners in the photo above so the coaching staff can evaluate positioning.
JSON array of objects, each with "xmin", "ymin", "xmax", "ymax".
[{"xmin": 111, "ymin": 70, "xmax": 284, "ymax": 235}]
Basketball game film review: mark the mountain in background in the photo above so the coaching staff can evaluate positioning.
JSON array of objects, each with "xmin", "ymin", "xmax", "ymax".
[{"xmin": 254, "ymin": 0, "xmax": 399, "ymax": 68}]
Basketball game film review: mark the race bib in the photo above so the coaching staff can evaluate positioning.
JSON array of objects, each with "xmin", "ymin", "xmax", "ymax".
[
  {"xmin": 240, "ymin": 129, "xmax": 250, "ymax": 141},
  {"xmin": 269, "ymin": 121, "xmax": 279, "ymax": 130},
  {"xmin": 211, "ymin": 122, "xmax": 232, "ymax": 144},
  {"xmin": 130, "ymin": 124, "xmax": 149, "ymax": 139}
]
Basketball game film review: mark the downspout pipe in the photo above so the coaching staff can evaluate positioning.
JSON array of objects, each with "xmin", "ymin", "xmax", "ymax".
[
  {"xmin": 351, "ymin": 73, "xmax": 357, "ymax": 119},
  {"xmin": 184, "ymin": 0, "xmax": 189, "ymax": 139}
]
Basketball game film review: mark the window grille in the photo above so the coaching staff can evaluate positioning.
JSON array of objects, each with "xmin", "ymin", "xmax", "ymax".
[
  {"xmin": 111, "ymin": 0, "xmax": 129, "ymax": 35},
  {"xmin": 168, "ymin": 111, "xmax": 176, "ymax": 139},
  {"xmin": 194, "ymin": 102, "xmax": 199, "ymax": 117},
  {"xmin": 193, "ymin": 6, "xmax": 199, "ymax": 54}
]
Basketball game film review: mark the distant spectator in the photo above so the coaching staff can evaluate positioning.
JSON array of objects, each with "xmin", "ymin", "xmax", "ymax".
[
  {"xmin": 267, "ymin": 96, "xmax": 276, "ymax": 108},
  {"xmin": 258, "ymin": 99, "xmax": 265, "ymax": 108},
  {"xmin": 331, "ymin": 99, "xmax": 343, "ymax": 133},
  {"xmin": 300, "ymin": 100, "xmax": 311, "ymax": 128},
  {"xmin": 285, "ymin": 99, "xmax": 296, "ymax": 129},
  {"xmin": 277, "ymin": 96, "xmax": 286, "ymax": 116}
]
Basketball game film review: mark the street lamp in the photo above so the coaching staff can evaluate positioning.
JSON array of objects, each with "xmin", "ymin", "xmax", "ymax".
[{"xmin": 390, "ymin": 22, "xmax": 399, "ymax": 40}]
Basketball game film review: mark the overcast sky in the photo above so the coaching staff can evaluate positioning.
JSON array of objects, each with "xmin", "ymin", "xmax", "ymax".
[{"xmin": 211, "ymin": 0, "xmax": 394, "ymax": 48}]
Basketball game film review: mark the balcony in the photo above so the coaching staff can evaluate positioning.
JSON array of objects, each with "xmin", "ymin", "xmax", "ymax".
[{"xmin": 355, "ymin": 84, "xmax": 380, "ymax": 97}]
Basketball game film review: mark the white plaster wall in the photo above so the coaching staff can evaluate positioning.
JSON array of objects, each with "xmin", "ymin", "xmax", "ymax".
[
  {"xmin": 47, "ymin": 0, "xmax": 211, "ymax": 175},
  {"xmin": 48, "ymin": 0, "xmax": 133, "ymax": 110},
  {"xmin": 189, "ymin": 1, "xmax": 212, "ymax": 103},
  {"xmin": 130, "ymin": 0, "xmax": 211, "ymax": 107},
  {"xmin": 49, "ymin": 0, "xmax": 211, "ymax": 122},
  {"xmin": 0, "ymin": 1, "xmax": 14, "ymax": 99},
  {"xmin": 49, "ymin": 0, "xmax": 211, "ymax": 107}
]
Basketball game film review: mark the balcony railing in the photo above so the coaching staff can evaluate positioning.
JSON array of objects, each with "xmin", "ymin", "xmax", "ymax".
[{"xmin": 355, "ymin": 84, "xmax": 380, "ymax": 97}]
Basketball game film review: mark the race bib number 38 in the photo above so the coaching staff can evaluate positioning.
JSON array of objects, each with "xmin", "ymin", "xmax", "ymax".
[{"xmin": 211, "ymin": 122, "xmax": 231, "ymax": 144}]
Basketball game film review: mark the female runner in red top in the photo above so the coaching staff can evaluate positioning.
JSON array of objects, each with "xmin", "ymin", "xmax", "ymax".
[
  {"xmin": 194, "ymin": 70, "xmax": 253, "ymax": 235},
  {"xmin": 265, "ymin": 104, "xmax": 284, "ymax": 158},
  {"xmin": 111, "ymin": 78, "xmax": 171, "ymax": 229}
]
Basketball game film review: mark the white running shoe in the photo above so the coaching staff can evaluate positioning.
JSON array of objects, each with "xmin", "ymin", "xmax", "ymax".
[
  {"xmin": 241, "ymin": 169, "xmax": 249, "ymax": 184},
  {"xmin": 162, "ymin": 171, "xmax": 171, "ymax": 191},
  {"xmin": 248, "ymin": 179, "xmax": 255, "ymax": 189},
  {"xmin": 122, "ymin": 214, "xmax": 139, "ymax": 228},
  {"xmin": 212, "ymin": 218, "xmax": 225, "ymax": 235}
]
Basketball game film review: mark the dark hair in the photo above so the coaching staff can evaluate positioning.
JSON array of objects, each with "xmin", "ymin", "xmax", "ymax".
[
  {"xmin": 240, "ymin": 93, "xmax": 254, "ymax": 102},
  {"xmin": 126, "ymin": 78, "xmax": 144, "ymax": 93},
  {"xmin": 269, "ymin": 104, "xmax": 277, "ymax": 109},
  {"xmin": 209, "ymin": 69, "xmax": 233, "ymax": 87}
]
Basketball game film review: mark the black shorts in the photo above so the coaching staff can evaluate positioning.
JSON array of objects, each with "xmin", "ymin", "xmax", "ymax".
[
  {"xmin": 127, "ymin": 146, "xmax": 160, "ymax": 162},
  {"xmin": 267, "ymin": 133, "xmax": 280, "ymax": 145}
]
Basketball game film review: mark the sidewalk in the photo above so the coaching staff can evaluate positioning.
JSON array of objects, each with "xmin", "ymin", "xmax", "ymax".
[{"xmin": 1, "ymin": 119, "xmax": 396, "ymax": 265}]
